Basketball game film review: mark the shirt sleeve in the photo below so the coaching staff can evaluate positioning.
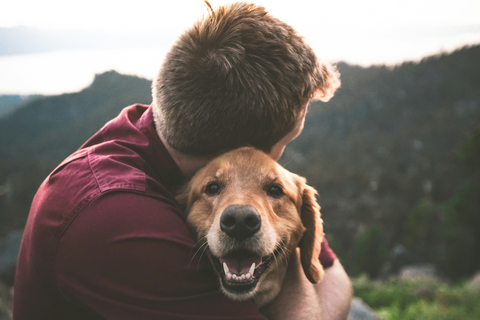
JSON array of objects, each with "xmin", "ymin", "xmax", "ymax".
[
  {"xmin": 55, "ymin": 191, "xmax": 267, "ymax": 320},
  {"xmin": 319, "ymin": 239, "xmax": 337, "ymax": 269}
]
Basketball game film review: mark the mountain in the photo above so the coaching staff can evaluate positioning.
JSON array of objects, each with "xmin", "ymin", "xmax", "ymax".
[
  {"xmin": 0, "ymin": 70, "xmax": 152, "ymax": 233},
  {"xmin": 1, "ymin": 45, "xmax": 479, "ymax": 279},
  {"xmin": 0, "ymin": 95, "xmax": 44, "ymax": 118},
  {"xmin": 280, "ymin": 44, "xmax": 480, "ymax": 278}
]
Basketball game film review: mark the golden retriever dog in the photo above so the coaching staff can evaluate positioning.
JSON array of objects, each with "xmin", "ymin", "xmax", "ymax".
[{"xmin": 177, "ymin": 147, "xmax": 325, "ymax": 307}]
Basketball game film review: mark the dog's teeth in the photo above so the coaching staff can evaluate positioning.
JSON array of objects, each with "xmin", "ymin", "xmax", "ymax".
[
  {"xmin": 223, "ymin": 263, "xmax": 256, "ymax": 281},
  {"xmin": 249, "ymin": 262, "xmax": 255, "ymax": 275},
  {"xmin": 223, "ymin": 262, "xmax": 229, "ymax": 275},
  {"xmin": 226, "ymin": 271, "xmax": 255, "ymax": 282}
]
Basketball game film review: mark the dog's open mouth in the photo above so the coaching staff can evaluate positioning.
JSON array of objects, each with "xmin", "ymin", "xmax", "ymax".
[{"xmin": 210, "ymin": 249, "xmax": 276, "ymax": 295}]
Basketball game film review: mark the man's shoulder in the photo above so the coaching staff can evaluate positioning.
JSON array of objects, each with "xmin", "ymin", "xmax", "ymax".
[
  {"xmin": 44, "ymin": 144, "xmax": 148, "ymax": 206},
  {"xmin": 49, "ymin": 137, "xmax": 182, "ymax": 214},
  {"xmin": 86, "ymin": 142, "xmax": 148, "ymax": 193},
  {"xmin": 64, "ymin": 190, "xmax": 189, "ymax": 245}
]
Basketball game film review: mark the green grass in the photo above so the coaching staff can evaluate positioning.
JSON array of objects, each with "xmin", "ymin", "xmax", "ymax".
[{"xmin": 352, "ymin": 275, "xmax": 480, "ymax": 320}]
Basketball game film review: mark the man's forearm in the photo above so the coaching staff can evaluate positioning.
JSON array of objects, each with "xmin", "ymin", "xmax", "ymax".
[
  {"xmin": 316, "ymin": 259, "xmax": 353, "ymax": 320},
  {"xmin": 261, "ymin": 250, "xmax": 352, "ymax": 320}
]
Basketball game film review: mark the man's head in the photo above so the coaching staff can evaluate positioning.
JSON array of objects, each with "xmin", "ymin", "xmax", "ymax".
[{"xmin": 152, "ymin": 1, "xmax": 340, "ymax": 157}]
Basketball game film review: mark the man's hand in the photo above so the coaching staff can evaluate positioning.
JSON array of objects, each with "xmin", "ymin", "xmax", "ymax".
[
  {"xmin": 260, "ymin": 248, "xmax": 352, "ymax": 320},
  {"xmin": 315, "ymin": 258, "xmax": 353, "ymax": 320}
]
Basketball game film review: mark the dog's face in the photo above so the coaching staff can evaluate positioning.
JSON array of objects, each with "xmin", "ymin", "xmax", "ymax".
[{"xmin": 177, "ymin": 147, "xmax": 324, "ymax": 306}]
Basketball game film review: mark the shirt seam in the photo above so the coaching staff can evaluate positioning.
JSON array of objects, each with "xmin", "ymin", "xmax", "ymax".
[{"xmin": 52, "ymin": 187, "xmax": 102, "ymax": 304}]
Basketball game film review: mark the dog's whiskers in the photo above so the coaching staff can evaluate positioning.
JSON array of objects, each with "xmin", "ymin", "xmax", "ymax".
[
  {"xmin": 282, "ymin": 244, "xmax": 290, "ymax": 261},
  {"xmin": 190, "ymin": 236, "xmax": 207, "ymax": 253},
  {"xmin": 188, "ymin": 236, "xmax": 209, "ymax": 268},
  {"xmin": 273, "ymin": 240, "xmax": 290, "ymax": 266},
  {"xmin": 196, "ymin": 242, "xmax": 210, "ymax": 271}
]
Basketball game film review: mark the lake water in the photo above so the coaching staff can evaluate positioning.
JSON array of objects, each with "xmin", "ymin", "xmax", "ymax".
[
  {"xmin": 1, "ymin": 31, "xmax": 479, "ymax": 96},
  {"xmin": 0, "ymin": 47, "xmax": 169, "ymax": 95}
]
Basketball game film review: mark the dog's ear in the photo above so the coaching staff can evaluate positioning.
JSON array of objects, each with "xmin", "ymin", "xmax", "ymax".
[
  {"xmin": 299, "ymin": 184, "xmax": 325, "ymax": 284},
  {"xmin": 175, "ymin": 183, "xmax": 192, "ymax": 214}
]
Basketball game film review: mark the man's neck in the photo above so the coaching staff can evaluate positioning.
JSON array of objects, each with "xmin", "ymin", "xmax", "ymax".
[{"xmin": 157, "ymin": 130, "xmax": 212, "ymax": 178}]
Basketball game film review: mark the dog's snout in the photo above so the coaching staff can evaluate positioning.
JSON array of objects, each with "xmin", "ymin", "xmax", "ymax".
[{"xmin": 220, "ymin": 205, "xmax": 261, "ymax": 240}]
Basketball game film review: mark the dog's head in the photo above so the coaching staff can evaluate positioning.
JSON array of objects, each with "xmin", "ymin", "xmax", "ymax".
[{"xmin": 177, "ymin": 147, "xmax": 324, "ymax": 305}]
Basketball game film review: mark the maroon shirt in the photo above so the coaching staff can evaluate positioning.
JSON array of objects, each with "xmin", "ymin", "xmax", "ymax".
[{"xmin": 13, "ymin": 104, "xmax": 336, "ymax": 319}]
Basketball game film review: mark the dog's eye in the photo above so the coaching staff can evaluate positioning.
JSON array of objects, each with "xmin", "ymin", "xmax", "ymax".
[
  {"xmin": 267, "ymin": 185, "xmax": 284, "ymax": 197},
  {"xmin": 205, "ymin": 182, "xmax": 221, "ymax": 196}
]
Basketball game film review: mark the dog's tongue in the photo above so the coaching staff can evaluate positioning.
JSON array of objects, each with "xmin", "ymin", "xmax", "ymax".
[{"xmin": 219, "ymin": 253, "xmax": 262, "ymax": 275}]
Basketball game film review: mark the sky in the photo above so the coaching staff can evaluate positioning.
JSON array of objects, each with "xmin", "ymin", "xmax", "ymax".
[{"xmin": 0, "ymin": 0, "xmax": 479, "ymax": 95}]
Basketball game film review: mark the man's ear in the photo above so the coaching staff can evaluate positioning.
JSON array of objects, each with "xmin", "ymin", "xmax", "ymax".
[
  {"xmin": 299, "ymin": 184, "xmax": 325, "ymax": 283},
  {"xmin": 312, "ymin": 61, "xmax": 341, "ymax": 102}
]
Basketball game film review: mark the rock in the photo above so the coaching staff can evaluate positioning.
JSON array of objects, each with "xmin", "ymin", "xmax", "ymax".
[
  {"xmin": 0, "ymin": 280, "xmax": 12, "ymax": 320},
  {"xmin": 379, "ymin": 244, "xmax": 419, "ymax": 279},
  {"xmin": 347, "ymin": 297, "xmax": 382, "ymax": 320},
  {"xmin": 0, "ymin": 303, "xmax": 11, "ymax": 320},
  {"xmin": 399, "ymin": 263, "xmax": 439, "ymax": 281},
  {"xmin": 466, "ymin": 271, "xmax": 480, "ymax": 291},
  {"xmin": 0, "ymin": 231, "xmax": 23, "ymax": 286}
]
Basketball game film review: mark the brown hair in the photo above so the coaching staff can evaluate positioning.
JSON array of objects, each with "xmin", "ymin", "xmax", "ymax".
[{"xmin": 152, "ymin": 1, "xmax": 340, "ymax": 156}]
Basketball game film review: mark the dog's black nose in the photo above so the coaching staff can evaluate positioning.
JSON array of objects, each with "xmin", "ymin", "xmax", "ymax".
[{"xmin": 220, "ymin": 205, "xmax": 261, "ymax": 240}]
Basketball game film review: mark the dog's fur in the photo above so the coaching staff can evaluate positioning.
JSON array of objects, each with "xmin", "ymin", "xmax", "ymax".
[{"xmin": 177, "ymin": 147, "xmax": 324, "ymax": 307}]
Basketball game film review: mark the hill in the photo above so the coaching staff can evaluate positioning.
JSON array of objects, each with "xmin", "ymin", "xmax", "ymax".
[
  {"xmin": 1, "ymin": 45, "xmax": 479, "ymax": 279},
  {"xmin": 280, "ymin": 44, "xmax": 480, "ymax": 279},
  {"xmin": 0, "ymin": 70, "xmax": 152, "ymax": 233},
  {"xmin": 0, "ymin": 95, "xmax": 44, "ymax": 118}
]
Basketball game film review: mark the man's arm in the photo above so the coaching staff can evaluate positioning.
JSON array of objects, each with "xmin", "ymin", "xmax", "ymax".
[
  {"xmin": 260, "ymin": 248, "xmax": 352, "ymax": 320},
  {"xmin": 316, "ymin": 259, "xmax": 353, "ymax": 320},
  {"xmin": 56, "ymin": 192, "xmax": 267, "ymax": 319}
]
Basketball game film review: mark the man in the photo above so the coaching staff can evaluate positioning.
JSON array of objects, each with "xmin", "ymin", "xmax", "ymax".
[{"xmin": 14, "ymin": 2, "xmax": 352, "ymax": 319}]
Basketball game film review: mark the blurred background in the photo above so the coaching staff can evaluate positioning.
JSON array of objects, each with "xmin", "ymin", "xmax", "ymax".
[
  {"xmin": 1, "ymin": 0, "xmax": 479, "ymax": 95},
  {"xmin": 1, "ymin": 0, "xmax": 480, "ymax": 319}
]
